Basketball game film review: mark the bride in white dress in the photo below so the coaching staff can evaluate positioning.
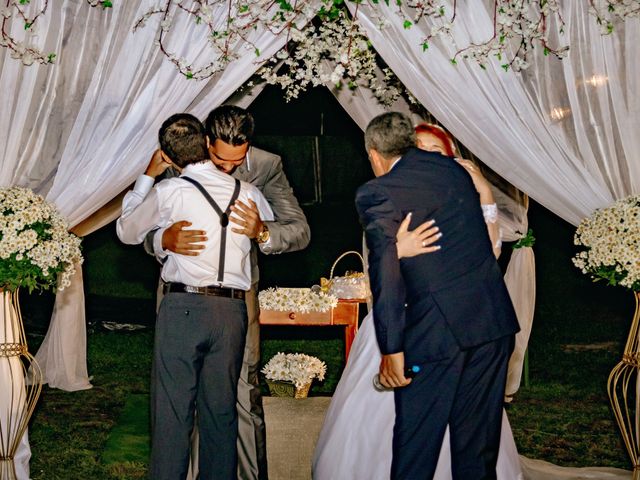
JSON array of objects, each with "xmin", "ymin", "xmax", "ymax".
[{"xmin": 312, "ymin": 124, "xmax": 523, "ymax": 480}]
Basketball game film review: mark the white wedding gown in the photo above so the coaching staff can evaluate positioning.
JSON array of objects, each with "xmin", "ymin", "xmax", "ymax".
[{"xmin": 312, "ymin": 311, "xmax": 523, "ymax": 480}]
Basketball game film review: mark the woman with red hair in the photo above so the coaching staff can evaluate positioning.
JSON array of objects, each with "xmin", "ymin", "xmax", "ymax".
[
  {"xmin": 414, "ymin": 123, "xmax": 502, "ymax": 257},
  {"xmin": 415, "ymin": 123, "xmax": 457, "ymax": 157}
]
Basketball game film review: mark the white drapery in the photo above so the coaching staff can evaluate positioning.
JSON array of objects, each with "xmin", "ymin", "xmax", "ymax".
[
  {"xmin": 0, "ymin": 0, "xmax": 312, "ymax": 392},
  {"xmin": 495, "ymin": 190, "xmax": 536, "ymax": 397},
  {"xmin": 351, "ymin": 1, "xmax": 639, "ymax": 227}
]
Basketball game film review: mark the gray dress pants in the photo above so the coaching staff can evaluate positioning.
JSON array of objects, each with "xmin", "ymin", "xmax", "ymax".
[
  {"xmin": 157, "ymin": 281, "xmax": 268, "ymax": 480},
  {"xmin": 150, "ymin": 292, "xmax": 247, "ymax": 480},
  {"xmin": 236, "ymin": 284, "xmax": 268, "ymax": 480}
]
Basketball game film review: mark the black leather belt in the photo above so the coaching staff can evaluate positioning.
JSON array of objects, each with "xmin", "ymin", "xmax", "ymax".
[{"xmin": 164, "ymin": 282, "xmax": 245, "ymax": 300}]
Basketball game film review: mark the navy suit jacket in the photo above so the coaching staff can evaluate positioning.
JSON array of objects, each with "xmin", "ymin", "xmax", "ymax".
[{"xmin": 355, "ymin": 148, "xmax": 519, "ymax": 364}]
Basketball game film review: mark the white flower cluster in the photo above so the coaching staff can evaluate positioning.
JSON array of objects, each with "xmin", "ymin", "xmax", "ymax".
[
  {"xmin": 258, "ymin": 10, "xmax": 406, "ymax": 106},
  {"xmin": 0, "ymin": 186, "xmax": 83, "ymax": 291},
  {"xmin": 134, "ymin": 0, "xmax": 577, "ymax": 98},
  {"xmin": 134, "ymin": 0, "xmax": 318, "ymax": 81},
  {"xmin": 589, "ymin": 0, "xmax": 640, "ymax": 35},
  {"xmin": 573, "ymin": 195, "xmax": 640, "ymax": 291},
  {"xmin": 262, "ymin": 351, "xmax": 327, "ymax": 388},
  {"xmin": 1, "ymin": 0, "xmax": 109, "ymax": 67},
  {"xmin": 258, "ymin": 287, "xmax": 338, "ymax": 314},
  {"xmin": 408, "ymin": 0, "xmax": 568, "ymax": 71}
]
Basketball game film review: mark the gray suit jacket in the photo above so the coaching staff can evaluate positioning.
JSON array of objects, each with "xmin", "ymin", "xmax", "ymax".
[{"xmin": 144, "ymin": 146, "xmax": 310, "ymax": 284}]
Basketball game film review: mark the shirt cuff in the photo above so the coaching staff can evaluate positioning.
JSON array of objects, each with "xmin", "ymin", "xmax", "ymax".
[
  {"xmin": 153, "ymin": 226, "xmax": 169, "ymax": 261},
  {"xmin": 481, "ymin": 203, "xmax": 498, "ymax": 224},
  {"xmin": 134, "ymin": 174, "xmax": 154, "ymax": 195}
]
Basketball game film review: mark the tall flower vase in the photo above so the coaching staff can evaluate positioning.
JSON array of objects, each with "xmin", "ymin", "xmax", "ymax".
[
  {"xmin": 608, "ymin": 291, "xmax": 640, "ymax": 479},
  {"xmin": 0, "ymin": 290, "xmax": 42, "ymax": 480}
]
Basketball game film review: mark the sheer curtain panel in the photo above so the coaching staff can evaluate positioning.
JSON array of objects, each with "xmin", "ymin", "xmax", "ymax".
[{"xmin": 351, "ymin": 1, "xmax": 639, "ymax": 227}]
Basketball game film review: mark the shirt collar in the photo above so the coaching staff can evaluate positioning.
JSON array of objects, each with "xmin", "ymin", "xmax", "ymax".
[
  {"xmin": 390, "ymin": 156, "xmax": 403, "ymax": 170},
  {"xmin": 182, "ymin": 160, "xmax": 217, "ymax": 175},
  {"xmin": 245, "ymin": 146, "xmax": 252, "ymax": 172}
]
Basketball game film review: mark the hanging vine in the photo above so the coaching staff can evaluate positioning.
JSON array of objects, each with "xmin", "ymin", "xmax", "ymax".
[
  {"xmin": 0, "ymin": 0, "xmax": 112, "ymax": 66},
  {"xmin": 397, "ymin": 0, "xmax": 569, "ymax": 72},
  {"xmin": 132, "ymin": 0, "xmax": 571, "ymax": 101},
  {"xmin": 589, "ymin": 0, "xmax": 640, "ymax": 34},
  {"xmin": 0, "ymin": 0, "xmax": 637, "ymax": 102}
]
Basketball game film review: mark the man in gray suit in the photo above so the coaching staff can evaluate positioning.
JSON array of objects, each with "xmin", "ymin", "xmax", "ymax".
[{"xmin": 146, "ymin": 105, "xmax": 310, "ymax": 480}]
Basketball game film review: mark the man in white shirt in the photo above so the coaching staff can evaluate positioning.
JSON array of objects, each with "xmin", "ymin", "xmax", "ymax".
[
  {"xmin": 117, "ymin": 114, "xmax": 273, "ymax": 480},
  {"xmin": 146, "ymin": 106, "xmax": 310, "ymax": 480}
]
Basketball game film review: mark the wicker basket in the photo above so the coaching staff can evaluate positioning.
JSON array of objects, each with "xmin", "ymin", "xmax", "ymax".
[
  {"xmin": 267, "ymin": 380, "xmax": 312, "ymax": 399},
  {"xmin": 327, "ymin": 251, "xmax": 370, "ymax": 300}
]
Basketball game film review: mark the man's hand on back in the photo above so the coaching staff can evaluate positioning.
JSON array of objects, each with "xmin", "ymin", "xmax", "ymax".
[
  {"xmin": 230, "ymin": 199, "xmax": 264, "ymax": 239},
  {"xmin": 162, "ymin": 221, "xmax": 207, "ymax": 256}
]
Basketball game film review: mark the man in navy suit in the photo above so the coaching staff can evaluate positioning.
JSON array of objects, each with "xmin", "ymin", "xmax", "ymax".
[{"xmin": 355, "ymin": 112, "xmax": 519, "ymax": 479}]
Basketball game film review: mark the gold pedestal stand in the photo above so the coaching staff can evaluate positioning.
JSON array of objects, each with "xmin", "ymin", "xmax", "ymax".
[
  {"xmin": 0, "ymin": 290, "xmax": 42, "ymax": 480},
  {"xmin": 608, "ymin": 291, "xmax": 640, "ymax": 479}
]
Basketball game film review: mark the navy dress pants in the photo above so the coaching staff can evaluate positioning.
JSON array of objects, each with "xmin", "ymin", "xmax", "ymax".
[{"xmin": 392, "ymin": 335, "xmax": 514, "ymax": 480}]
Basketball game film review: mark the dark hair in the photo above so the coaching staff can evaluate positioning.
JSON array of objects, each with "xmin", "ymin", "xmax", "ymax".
[
  {"xmin": 415, "ymin": 123, "xmax": 456, "ymax": 157},
  {"xmin": 364, "ymin": 112, "xmax": 416, "ymax": 159},
  {"xmin": 158, "ymin": 113, "xmax": 207, "ymax": 168},
  {"xmin": 205, "ymin": 105, "xmax": 255, "ymax": 146}
]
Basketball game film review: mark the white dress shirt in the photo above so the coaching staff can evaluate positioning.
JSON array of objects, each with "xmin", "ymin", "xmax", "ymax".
[
  {"xmin": 117, "ymin": 161, "xmax": 274, "ymax": 290},
  {"xmin": 151, "ymin": 146, "xmax": 273, "ymax": 260}
]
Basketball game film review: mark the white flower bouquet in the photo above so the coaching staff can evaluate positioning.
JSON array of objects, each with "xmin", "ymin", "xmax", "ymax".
[
  {"xmin": 258, "ymin": 287, "xmax": 338, "ymax": 314},
  {"xmin": 262, "ymin": 352, "xmax": 327, "ymax": 389},
  {"xmin": 573, "ymin": 195, "xmax": 640, "ymax": 291},
  {"xmin": 0, "ymin": 186, "xmax": 83, "ymax": 292}
]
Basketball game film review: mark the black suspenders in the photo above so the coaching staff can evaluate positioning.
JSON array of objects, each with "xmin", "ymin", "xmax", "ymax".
[{"xmin": 181, "ymin": 176, "xmax": 241, "ymax": 284}]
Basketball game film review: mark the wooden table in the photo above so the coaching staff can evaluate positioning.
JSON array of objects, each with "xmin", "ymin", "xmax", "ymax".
[{"xmin": 259, "ymin": 299, "xmax": 366, "ymax": 361}]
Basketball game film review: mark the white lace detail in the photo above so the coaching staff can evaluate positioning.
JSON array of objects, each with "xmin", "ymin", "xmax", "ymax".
[{"xmin": 481, "ymin": 203, "xmax": 498, "ymax": 223}]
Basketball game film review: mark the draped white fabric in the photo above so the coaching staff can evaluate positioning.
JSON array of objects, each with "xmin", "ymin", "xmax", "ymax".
[
  {"xmin": 351, "ymin": 1, "xmax": 639, "ymax": 227},
  {"xmin": 1, "ymin": 0, "xmax": 311, "ymax": 392},
  {"xmin": 494, "ymin": 189, "xmax": 536, "ymax": 397},
  {"xmin": 33, "ymin": 264, "xmax": 92, "ymax": 391}
]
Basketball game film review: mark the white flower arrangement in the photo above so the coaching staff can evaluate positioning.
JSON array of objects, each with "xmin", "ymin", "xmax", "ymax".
[
  {"xmin": 573, "ymin": 195, "xmax": 640, "ymax": 291},
  {"xmin": 262, "ymin": 352, "xmax": 327, "ymax": 388},
  {"xmin": 0, "ymin": 186, "xmax": 83, "ymax": 292},
  {"xmin": 258, "ymin": 287, "xmax": 338, "ymax": 314}
]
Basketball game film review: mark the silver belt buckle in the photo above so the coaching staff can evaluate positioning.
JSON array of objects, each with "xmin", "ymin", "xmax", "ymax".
[{"xmin": 184, "ymin": 285, "xmax": 200, "ymax": 294}]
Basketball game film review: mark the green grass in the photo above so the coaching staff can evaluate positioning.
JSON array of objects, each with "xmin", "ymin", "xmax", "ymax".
[
  {"xmin": 102, "ymin": 394, "xmax": 150, "ymax": 466},
  {"xmin": 25, "ymin": 303, "xmax": 634, "ymax": 479},
  {"xmin": 28, "ymin": 331, "xmax": 153, "ymax": 480}
]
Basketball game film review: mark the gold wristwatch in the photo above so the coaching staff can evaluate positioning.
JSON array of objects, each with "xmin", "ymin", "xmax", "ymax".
[{"xmin": 256, "ymin": 224, "xmax": 270, "ymax": 244}]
